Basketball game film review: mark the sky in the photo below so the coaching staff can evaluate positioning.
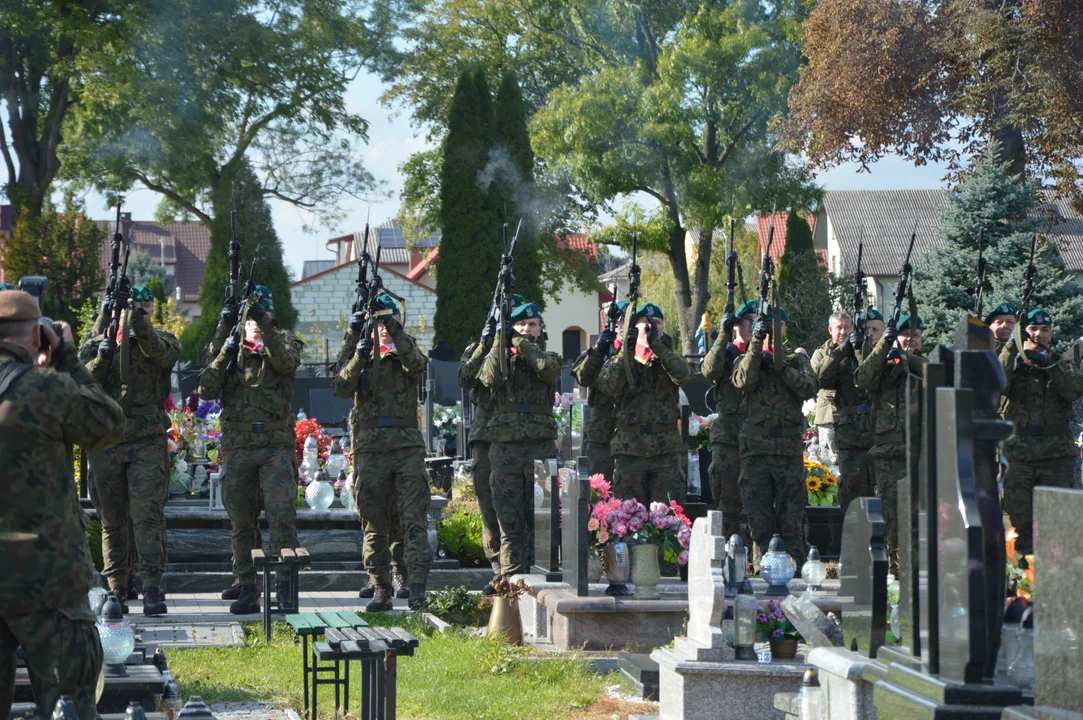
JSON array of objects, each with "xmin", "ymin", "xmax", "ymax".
[{"xmin": 61, "ymin": 69, "xmax": 951, "ymax": 280}]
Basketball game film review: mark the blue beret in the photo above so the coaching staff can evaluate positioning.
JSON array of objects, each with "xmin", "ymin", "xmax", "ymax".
[
  {"xmin": 984, "ymin": 302, "xmax": 1017, "ymax": 323},
  {"xmin": 510, "ymin": 301, "xmax": 541, "ymax": 321},
  {"xmin": 1026, "ymin": 308, "xmax": 1052, "ymax": 326},
  {"xmin": 512, "ymin": 294, "xmax": 526, "ymax": 309}
]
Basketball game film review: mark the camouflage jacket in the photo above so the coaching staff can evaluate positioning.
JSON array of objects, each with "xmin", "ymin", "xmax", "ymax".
[
  {"xmin": 198, "ymin": 312, "xmax": 303, "ymax": 452},
  {"xmin": 810, "ymin": 339, "xmax": 840, "ymax": 426},
  {"xmin": 478, "ymin": 335, "xmax": 561, "ymax": 444},
  {"xmin": 999, "ymin": 343, "xmax": 1083, "ymax": 462},
  {"xmin": 459, "ymin": 340, "xmax": 495, "ymax": 445},
  {"xmin": 0, "ymin": 341, "xmax": 125, "ymax": 618},
  {"xmin": 332, "ymin": 321, "xmax": 427, "ymax": 453},
  {"xmin": 700, "ymin": 332, "xmax": 743, "ymax": 446},
  {"xmin": 596, "ymin": 335, "xmax": 693, "ymax": 457},
  {"xmin": 854, "ymin": 337, "xmax": 925, "ymax": 459},
  {"xmin": 81, "ymin": 309, "xmax": 180, "ymax": 444},
  {"xmin": 812, "ymin": 340, "xmax": 872, "ymax": 450},
  {"xmin": 731, "ymin": 339, "xmax": 817, "ymax": 457},
  {"xmin": 571, "ymin": 346, "xmax": 617, "ymax": 445}
]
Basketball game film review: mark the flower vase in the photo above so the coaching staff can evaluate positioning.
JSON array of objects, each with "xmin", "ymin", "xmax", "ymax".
[
  {"xmin": 603, "ymin": 541, "xmax": 632, "ymax": 597},
  {"xmin": 587, "ymin": 553, "xmax": 604, "ymax": 583},
  {"xmin": 630, "ymin": 543, "xmax": 662, "ymax": 600},
  {"xmin": 486, "ymin": 596, "xmax": 523, "ymax": 645},
  {"xmin": 769, "ymin": 636, "xmax": 799, "ymax": 659}
]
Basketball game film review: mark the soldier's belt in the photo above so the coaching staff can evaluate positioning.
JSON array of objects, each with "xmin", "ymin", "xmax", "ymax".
[
  {"xmin": 616, "ymin": 421, "xmax": 678, "ymax": 433},
  {"xmin": 358, "ymin": 416, "xmax": 419, "ymax": 430},
  {"xmin": 875, "ymin": 431, "xmax": 904, "ymax": 445},
  {"xmin": 836, "ymin": 404, "xmax": 871, "ymax": 418},
  {"xmin": 125, "ymin": 404, "xmax": 160, "ymax": 417},
  {"xmin": 497, "ymin": 403, "xmax": 552, "ymax": 415},
  {"xmin": 225, "ymin": 420, "xmax": 290, "ymax": 433},
  {"xmin": 741, "ymin": 425, "xmax": 802, "ymax": 438},
  {"xmin": 1026, "ymin": 424, "xmax": 1070, "ymax": 437}
]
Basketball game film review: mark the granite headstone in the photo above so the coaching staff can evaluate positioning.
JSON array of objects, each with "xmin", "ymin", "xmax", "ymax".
[
  {"xmin": 839, "ymin": 496, "xmax": 888, "ymax": 658},
  {"xmin": 560, "ymin": 456, "xmax": 590, "ymax": 596},
  {"xmin": 781, "ymin": 595, "xmax": 843, "ymax": 649},
  {"xmin": 673, "ymin": 510, "xmax": 728, "ymax": 662},
  {"xmin": 533, "ymin": 459, "xmax": 562, "ymax": 581}
]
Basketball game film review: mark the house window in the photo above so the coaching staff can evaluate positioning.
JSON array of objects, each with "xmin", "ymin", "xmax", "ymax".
[{"xmin": 562, "ymin": 328, "xmax": 585, "ymax": 362}]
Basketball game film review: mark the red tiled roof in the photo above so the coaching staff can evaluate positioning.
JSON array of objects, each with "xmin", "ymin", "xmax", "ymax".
[
  {"xmin": 754, "ymin": 212, "xmax": 817, "ymax": 263},
  {"xmin": 558, "ymin": 233, "xmax": 599, "ymax": 265},
  {"xmin": 92, "ymin": 218, "xmax": 210, "ymax": 302},
  {"xmin": 290, "ymin": 257, "xmax": 435, "ymax": 292}
]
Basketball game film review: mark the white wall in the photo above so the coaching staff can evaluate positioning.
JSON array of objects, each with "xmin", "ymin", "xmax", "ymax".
[{"xmin": 543, "ymin": 283, "xmax": 601, "ymax": 360}]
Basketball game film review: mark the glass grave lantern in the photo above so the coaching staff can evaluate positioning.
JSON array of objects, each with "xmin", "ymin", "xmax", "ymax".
[
  {"xmin": 801, "ymin": 545, "xmax": 828, "ymax": 592},
  {"xmin": 760, "ymin": 534, "xmax": 796, "ymax": 596},
  {"xmin": 96, "ymin": 592, "xmax": 135, "ymax": 675},
  {"xmin": 734, "ymin": 592, "xmax": 759, "ymax": 660}
]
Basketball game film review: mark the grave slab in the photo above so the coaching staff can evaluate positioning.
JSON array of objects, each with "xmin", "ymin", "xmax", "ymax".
[{"xmin": 807, "ymin": 646, "xmax": 878, "ymax": 720}]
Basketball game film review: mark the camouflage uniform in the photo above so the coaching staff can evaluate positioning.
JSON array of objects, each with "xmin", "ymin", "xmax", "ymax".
[
  {"xmin": 479, "ymin": 331, "xmax": 561, "ymax": 577},
  {"xmin": 571, "ymin": 346, "xmax": 618, "ymax": 479},
  {"xmin": 81, "ymin": 306, "xmax": 180, "ymax": 593},
  {"xmin": 0, "ymin": 293, "xmax": 125, "ymax": 720},
  {"xmin": 595, "ymin": 333, "xmax": 694, "ymax": 504},
  {"xmin": 332, "ymin": 319, "xmax": 433, "ymax": 587},
  {"xmin": 732, "ymin": 339, "xmax": 817, "ymax": 566},
  {"xmin": 700, "ymin": 332, "xmax": 745, "ymax": 539},
  {"xmin": 198, "ymin": 307, "xmax": 302, "ymax": 586},
  {"xmin": 855, "ymin": 337, "xmax": 925, "ymax": 555},
  {"xmin": 459, "ymin": 340, "xmax": 500, "ymax": 575},
  {"xmin": 813, "ymin": 339, "xmax": 875, "ymax": 510},
  {"xmin": 998, "ymin": 342, "xmax": 1083, "ymax": 554},
  {"xmin": 811, "ymin": 339, "xmax": 840, "ymax": 457}
]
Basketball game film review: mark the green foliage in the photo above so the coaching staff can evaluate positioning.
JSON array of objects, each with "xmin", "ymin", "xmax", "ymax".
[
  {"xmin": 436, "ymin": 509, "xmax": 487, "ymax": 568},
  {"xmin": 778, "ymin": 214, "xmax": 832, "ymax": 351},
  {"xmin": 416, "ymin": 585, "xmax": 489, "ymax": 625},
  {"xmin": 784, "ymin": 212, "xmax": 815, "ymax": 255},
  {"xmin": 127, "ymin": 251, "xmax": 175, "ymax": 299},
  {"xmin": 913, "ymin": 145, "xmax": 1083, "ymax": 350},
  {"xmin": 182, "ymin": 158, "xmax": 297, "ymax": 360}
]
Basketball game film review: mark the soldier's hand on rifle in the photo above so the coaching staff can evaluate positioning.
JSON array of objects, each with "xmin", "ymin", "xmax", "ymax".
[
  {"xmin": 883, "ymin": 324, "xmax": 899, "ymax": 346},
  {"xmin": 752, "ymin": 318, "xmax": 770, "ymax": 341},
  {"xmin": 220, "ymin": 297, "xmax": 239, "ymax": 327},
  {"xmin": 481, "ymin": 313, "xmax": 497, "ymax": 343},
  {"xmin": 112, "ymin": 282, "xmax": 131, "ymax": 311},
  {"xmin": 356, "ymin": 337, "xmax": 374, "ymax": 359},
  {"xmin": 247, "ymin": 299, "xmax": 267, "ymax": 323},
  {"xmin": 349, "ymin": 311, "xmax": 366, "ymax": 334},
  {"xmin": 97, "ymin": 337, "xmax": 117, "ymax": 361},
  {"xmin": 594, "ymin": 328, "xmax": 616, "ymax": 354},
  {"xmin": 223, "ymin": 334, "xmax": 240, "ymax": 357},
  {"xmin": 101, "ymin": 293, "xmax": 115, "ymax": 315},
  {"xmin": 624, "ymin": 322, "xmax": 638, "ymax": 346},
  {"xmin": 721, "ymin": 313, "xmax": 737, "ymax": 335},
  {"xmin": 847, "ymin": 329, "xmax": 865, "ymax": 355}
]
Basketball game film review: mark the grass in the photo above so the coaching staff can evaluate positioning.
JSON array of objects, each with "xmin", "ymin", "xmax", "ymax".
[{"xmin": 167, "ymin": 617, "xmax": 655, "ymax": 720}]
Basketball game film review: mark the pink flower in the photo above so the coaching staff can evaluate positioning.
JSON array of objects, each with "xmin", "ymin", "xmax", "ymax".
[
  {"xmin": 614, "ymin": 523, "xmax": 628, "ymax": 536},
  {"xmin": 589, "ymin": 474, "xmax": 612, "ymax": 499},
  {"xmin": 678, "ymin": 550, "xmax": 689, "ymax": 565},
  {"xmin": 628, "ymin": 517, "xmax": 643, "ymax": 532},
  {"xmin": 678, "ymin": 526, "xmax": 692, "ymax": 549},
  {"xmin": 587, "ymin": 518, "xmax": 599, "ymax": 531},
  {"xmin": 598, "ymin": 528, "xmax": 609, "ymax": 543},
  {"xmin": 649, "ymin": 501, "xmax": 668, "ymax": 514},
  {"xmin": 621, "ymin": 499, "xmax": 639, "ymax": 514}
]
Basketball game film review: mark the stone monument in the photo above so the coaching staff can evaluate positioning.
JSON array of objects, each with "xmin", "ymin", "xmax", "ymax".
[
  {"xmin": 532, "ymin": 459, "xmax": 562, "ymax": 581},
  {"xmin": 559, "ymin": 456, "xmax": 590, "ymax": 597},
  {"xmin": 838, "ymin": 497, "xmax": 888, "ymax": 658}
]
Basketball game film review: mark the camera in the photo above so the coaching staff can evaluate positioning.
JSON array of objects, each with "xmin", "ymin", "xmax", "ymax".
[{"xmin": 17, "ymin": 275, "xmax": 48, "ymax": 313}]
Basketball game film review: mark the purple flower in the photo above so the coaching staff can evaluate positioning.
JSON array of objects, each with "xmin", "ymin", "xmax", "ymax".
[
  {"xmin": 757, "ymin": 612, "xmax": 769, "ymax": 623},
  {"xmin": 772, "ymin": 629, "xmax": 784, "ymax": 640},
  {"xmin": 195, "ymin": 399, "xmax": 219, "ymax": 420},
  {"xmin": 628, "ymin": 517, "xmax": 643, "ymax": 532},
  {"xmin": 677, "ymin": 550, "xmax": 689, "ymax": 565},
  {"xmin": 621, "ymin": 499, "xmax": 639, "ymax": 514},
  {"xmin": 614, "ymin": 523, "xmax": 628, "ymax": 536},
  {"xmin": 649, "ymin": 501, "xmax": 668, "ymax": 514}
]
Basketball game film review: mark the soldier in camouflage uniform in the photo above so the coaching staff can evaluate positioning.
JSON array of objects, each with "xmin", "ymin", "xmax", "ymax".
[
  {"xmin": 596, "ymin": 303, "xmax": 694, "ymax": 504},
  {"xmin": 855, "ymin": 314, "xmax": 925, "ymax": 557},
  {"xmin": 571, "ymin": 300, "xmax": 627, "ymax": 479},
  {"xmin": 999, "ymin": 308, "xmax": 1083, "ymax": 555},
  {"xmin": 333, "ymin": 294, "xmax": 432, "ymax": 610},
  {"xmin": 985, "ymin": 302, "xmax": 1018, "ymax": 346},
  {"xmin": 814, "ymin": 309, "xmax": 885, "ymax": 510},
  {"xmin": 700, "ymin": 300, "xmax": 755, "ymax": 539},
  {"xmin": 0, "ymin": 291, "xmax": 125, "ymax": 720},
  {"xmin": 810, "ymin": 312, "xmax": 852, "ymax": 459},
  {"xmin": 199, "ymin": 286, "xmax": 302, "ymax": 614},
  {"xmin": 82, "ymin": 284, "xmax": 180, "ymax": 616},
  {"xmin": 731, "ymin": 305, "xmax": 817, "ymax": 566},
  {"xmin": 479, "ymin": 301, "xmax": 562, "ymax": 577}
]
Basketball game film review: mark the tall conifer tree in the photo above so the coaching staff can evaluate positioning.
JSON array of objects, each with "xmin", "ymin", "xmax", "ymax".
[{"xmin": 777, "ymin": 212, "xmax": 831, "ymax": 350}]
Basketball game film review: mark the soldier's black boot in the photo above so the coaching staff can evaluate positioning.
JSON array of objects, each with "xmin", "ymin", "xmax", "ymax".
[
  {"xmin": 358, "ymin": 579, "xmax": 375, "ymax": 599},
  {"xmin": 113, "ymin": 587, "xmax": 130, "ymax": 615},
  {"xmin": 365, "ymin": 585, "xmax": 393, "ymax": 612},
  {"xmin": 143, "ymin": 587, "xmax": 167, "ymax": 616},
  {"xmin": 392, "ymin": 573, "xmax": 410, "ymax": 600},
  {"xmin": 408, "ymin": 583, "xmax": 426, "ymax": 610},
  {"xmin": 229, "ymin": 585, "xmax": 260, "ymax": 615},
  {"xmin": 126, "ymin": 581, "xmax": 139, "ymax": 601},
  {"xmin": 221, "ymin": 582, "xmax": 244, "ymax": 600}
]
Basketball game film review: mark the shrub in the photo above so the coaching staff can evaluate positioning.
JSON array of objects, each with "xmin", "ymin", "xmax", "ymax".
[
  {"xmin": 416, "ymin": 585, "xmax": 489, "ymax": 625},
  {"xmin": 437, "ymin": 510, "xmax": 487, "ymax": 567}
]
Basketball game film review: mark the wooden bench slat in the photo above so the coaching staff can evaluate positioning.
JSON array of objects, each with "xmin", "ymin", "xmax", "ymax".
[
  {"xmin": 295, "ymin": 548, "xmax": 311, "ymax": 563},
  {"xmin": 286, "ymin": 612, "xmax": 324, "ymax": 633},
  {"xmin": 279, "ymin": 548, "xmax": 296, "ymax": 560},
  {"xmin": 341, "ymin": 627, "xmax": 364, "ymax": 642},
  {"xmin": 251, "ymin": 549, "xmax": 266, "ymax": 563},
  {"xmin": 322, "ymin": 611, "xmax": 357, "ymax": 629},
  {"xmin": 337, "ymin": 610, "xmax": 367, "ymax": 627}
]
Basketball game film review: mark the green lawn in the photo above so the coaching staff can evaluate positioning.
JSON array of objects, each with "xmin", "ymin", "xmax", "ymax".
[{"xmin": 166, "ymin": 617, "xmax": 644, "ymax": 720}]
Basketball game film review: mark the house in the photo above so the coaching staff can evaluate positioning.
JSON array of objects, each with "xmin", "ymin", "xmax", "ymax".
[{"xmin": 811, "ymin": 189, "xmax": 1083, "ymax": 313}]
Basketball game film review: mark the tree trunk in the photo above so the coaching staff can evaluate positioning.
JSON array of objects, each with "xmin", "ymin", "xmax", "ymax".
[
  {"xmin": 992, "ymin": 123, "xmax": 1026, "ymax": 179},
  {"xmin": 665, "ymin": 220, "xmax": 694, "ymax": 354},
  {"xmin": 689, "ymin": 224, "xmax": 714, "ymax": 354}
]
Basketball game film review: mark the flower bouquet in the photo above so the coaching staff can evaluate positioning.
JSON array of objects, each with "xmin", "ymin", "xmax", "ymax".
[
  {"xmin": 432, "ymin": 404, "xmax": 460, "ymax": 440},
  {"xmin": 687, "ymin": 413, "xmax": 716, "ymax": 452},
  {"xmin": 294, "ymin": 418, "xmax": 331, "ymax": 465},
  {"xmin": 804, "ymin": 458, "xmax": 839, "ymax": 506},
  {"xmin": 1005, "ymin": 526, "xmax": 1034, "ymax": 600},
  {"xmin": 757, "ymin": 599, "xmax": 802, "ymax": 658}
]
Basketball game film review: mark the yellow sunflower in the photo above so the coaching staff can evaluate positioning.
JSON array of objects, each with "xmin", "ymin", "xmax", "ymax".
[
  {"xmin": 806, "ymin": 476, "xmax": 823, "ymax": 493},
  {"xmin": 822, "ymin": 473, "xmax": 837, "ymax": 487},
  {"xmin": 803, "ymin": 458, "xmax": 816, "ymax": 468}
]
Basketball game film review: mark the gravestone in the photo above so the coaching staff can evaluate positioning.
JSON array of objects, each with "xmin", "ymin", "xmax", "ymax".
[
  {"xmin": 781, "ymin": 595, "xmax": 843, "ymax": 649},
  {"xmin": 838, "ymin": 497, "xmax": 887, "ymax": 658},
  {"xmin": 671, "ymin": 510, "xmax": 727, "ymax": 662},
  {"xmin": 532, "ymin": 459, "xmax": 562, "ymax": 581},
  {"xmin": 896, "ymin": 372, "xmax": 922, "ymax": 656},
  {"xmin": 560, "ymin": 456, "xmax": 590, "ymax": 596}
]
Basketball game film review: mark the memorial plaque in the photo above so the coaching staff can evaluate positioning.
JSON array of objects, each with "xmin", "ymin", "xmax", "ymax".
[
  {"xmin": 560, "ymin": 456, "xmax": 591, "ymax": 596},
  {"xmin": 839, "ymin": 496, "xmax": 888, "ymax": 658},
  {"xmin": 532, "ymin": 459, "xmax": 562, "ymax": 581}
]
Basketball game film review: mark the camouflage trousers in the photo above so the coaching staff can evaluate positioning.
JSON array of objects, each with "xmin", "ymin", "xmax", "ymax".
[
  {"xmin": 221, "ymin": 446, "xmax": 299, "ymax": 585},
  {"xmin": 0, "ymin": 610, "xmax": 102, "ymax": 720},
  {"xmin": 871, "ymin": 454, "xmax": 907, "ymax": 557},
  {"xmin": 470, "ymin": 441, "xmax": 500, "ymax": 574},
  {"xmin": 362, "ymin": 515, "xmax": 405, "ymax": 579},
  {"xmin": 88, "ymin": 435, "xmax": 169, "ymax": 588},
  {"xmin": 613, "ymin": 453, "xmax": 687, "ymax": 506},
  {"xmin": 354, "ymin": 447, "xmax": 432, "ymax": 586},
  {"xmin": 584, "ymin": 439, "xmax": 615, "ymax": 482},
  {"xmin": 709, "ymin": 442, "xmax": 745, "ymax": 541},
  {"xmin": 738, "ymin": 453, "xmax": 806, "ymax": 567},
  {"xmin": 838, "ymin": 446, "xmax": 875, "ymax": 513},
  {"xmin": 1003, "ymin": 456, "xmax": 1077, "ymax": 556},
  {"xmin": 489, "ymin": 439, "xmax": 557, "ymax": 576}
]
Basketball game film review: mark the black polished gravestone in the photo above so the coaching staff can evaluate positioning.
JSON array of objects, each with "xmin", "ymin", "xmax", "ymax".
[
  {"xmin": 839, "ymin": 496, "xmax": 888, "ymax": 659},
  {"xmin": 559, "ymin": 456, "xmax": 591, "ymax": 597},
  {"xmin": 532, "ymin": 459, "xmax": 562, "ymax": 581}
]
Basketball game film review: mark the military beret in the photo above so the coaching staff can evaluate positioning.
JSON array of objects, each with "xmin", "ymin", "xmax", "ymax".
[
  {"xmin": 734, "ymin": 299, "xmax": 759, "ymax": 319},
  {"xmin": 0, "ymin": 282, "xmax": 15, "ymax": 291},
  {"xmin": 615, "ymin": 300, "xmax": 630, "ymax": 317},
  {"xmin": 856, "ymin": 309, "xmax": 884, "ymax": 322},
  {"xmin": 512, "ymin": 294, "xmax": 526, "ymax": 309},
  {"xmin": 253, "ymin": 285, "xmax": 274, "ymax": 313},
  {"xmin": 131, "ymin": 285, "xmax": 155, "ymax": 302},
  {"xmin": 374, "ymin": 293, "xmax": 400, "ymax": 317},
  {"xmin": 0, "ymin": 290, "xmax": 42, "ymax": 322},
  {"xmin": 896, "ymin": 314, "xmax": 923, "ymax": 331},
  {"xmin": 1026, "ymin": 308, "xmax": 1052, "ymax": 326},
  {"xmin": 984, "ymin": 302, "xmax": 1017, "ymax": 323},
  {"xmin": 634, "ymin": 303, "xmax": 664, "ymax": 321},
  {"xmin": 510, "ymin": 301, "xmax": 541, "ymax": 321}
]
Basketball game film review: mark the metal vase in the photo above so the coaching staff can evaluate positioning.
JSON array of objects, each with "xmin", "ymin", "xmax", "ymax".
[
  {"xmin": 486, "ymin": 596, "xmax": 523, "ymax": 645},
  {"xmin": 587, "ymin": 552, "xmax": 604, "ymax": 583},
  {"xmin": 630, "ymin": 542, "xmax": 662, "ymax": 600},
  {"xmin": 603, "ymin": 541, "xmax": 632, "ymax": 596}
]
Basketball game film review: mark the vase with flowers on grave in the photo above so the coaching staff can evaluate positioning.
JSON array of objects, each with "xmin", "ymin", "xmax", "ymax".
[
  {"xmin": 757, "ymin": 598, "xmax": 803, "ymax": 660},
  {"xmin": 586, "ymin": 474, "xmax": 630, "ymax": 595}
]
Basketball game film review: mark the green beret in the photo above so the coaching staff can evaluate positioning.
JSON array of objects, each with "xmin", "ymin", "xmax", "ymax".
[
  {"xmin": 375, "ymin": 293, "xmax": 400, "ymax": 317},
  {"xmin": 510, "ymin": 301, "xmax": 541, "ymax": 321},
  {"xmin": 0, "ymin": 282, "xmax": 15, "ymax": 291},
  {"xmin": 856, "ymin": 309, "xmax": 884, "ymax": 322},
  {"xmin": 1026, "ymin": 308, "xmax": 1052, "ymax": 326},
  {"xmin": 734, "ymin": 299, "xmax": 759, "ymax": 319},
  {"xmin": 615, "ymin": 300, "xmax": 630, "ymax": 317},
  {"xmin": 131, "ymin": 285, "xmax": 155, "ymax": 302},
  {"xmin": 896, "ymin": 314, "xmax": 922, "ymax": 331},
  {"xmin": 253, "ymin": 284, "xmax": 274, "ymax": 313},
  {"xmin": 512, "ymin": 294, "xmax": 526, "ymax": 308},
  {"xmin": 634, "ymin": 303, "xmax": 663, "ymax": 321},
  {"xmin": 983, "ymin": 302, "xmax": 1017, "ymax": 323}
]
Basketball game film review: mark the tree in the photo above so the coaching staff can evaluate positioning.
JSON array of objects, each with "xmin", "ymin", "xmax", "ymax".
[
  {"xmin": 127, "ymin": 251, "xmax": 175, "ymax": 299},
  {"xmin": 912, "ymin": 145, "xmax": 1083, "ymax": 351},
  {"xmin": 781, "ymin": 0, "xmax": 1083, "ymax": 214},
  {"xmin": 180, "ymin": 158, "xmax": 297, "ymax": 359},
  {"xmin": 776, "ymin": 213, "xmax": 831, "ymax": 351},
  {"xmin": 1, "ymin": 194, "xmax": 105, "ymax": 332},
  {"xmin": 432, "ymin": 70, "xmax": 502, "ymax": 352}
]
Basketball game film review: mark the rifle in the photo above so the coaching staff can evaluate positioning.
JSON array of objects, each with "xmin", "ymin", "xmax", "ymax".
[
  {"xmin": 226, "ymin": 234, "xmax": 261, "ymax": 375},
  {"xmin": 1012, "ymin": 232, "xmax": 1040, "ymax": 362},
  {"xmin": 353, "ymin": 221, "xmax": 374, "ymax": 315},
  {"xmin": 107, "ymin": 206, "xmax": 133, "ymax": 378},
  {"xmin": 724, "ymin": 216, "xmax": 737, "ymax": 321},
  {"xmin": 494, "ymin": 219, "xmax": 522, "ymax": 376},
  {"xmin": 973, "ymin": 227, "xmax": 987, "ymax": 317},
  {"xmin": 853, "ymin": 241, "xmax": 865, "ymax": 334},
  {"xmin": 885, "ymin": 223, "xmax": 918, "ymax": 360},
  {"xmin": 624, "ymin": 231, "xmax": 641, "ymax": 383},
  {"xmin": 757, "ymin": 220, "xmax": 775, "ymax": 323},
  {"xmin": 103, "ymin": 204, "xmax": 123, "ymax": 321},
  {"xmin": 604, "ymin": 283, "xmax": 621, "ymax": 336}
]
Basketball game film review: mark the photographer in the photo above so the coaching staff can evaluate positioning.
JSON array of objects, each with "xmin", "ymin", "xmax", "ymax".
[{"xmin": 0, "ymin": 290, "xmax": 125, "ymax": 720}]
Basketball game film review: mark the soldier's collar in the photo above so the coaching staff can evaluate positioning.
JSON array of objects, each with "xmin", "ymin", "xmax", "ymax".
[{"xmin": 0, "ymin": 341, "xmax": 32, "ymax": 365}]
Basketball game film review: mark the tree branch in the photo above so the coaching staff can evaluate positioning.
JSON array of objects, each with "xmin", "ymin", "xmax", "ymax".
[
  {"xmin": 262, "ymin": 187, "xmax": 318, "ymax": 208},
  {"xmin": 716, "ymin": 113, "xmax": 761, "ymax": 169},
  {"xmin": 127, "ymin": 170, "xmax": 211, "ymax": 224}
]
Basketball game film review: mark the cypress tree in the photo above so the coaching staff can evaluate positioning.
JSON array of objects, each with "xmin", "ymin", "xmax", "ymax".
[
  {"xmin": 433, "ymin": 69, "xmax": 501, "ymax": 351},
  {"xmin": 181, "ymin": 157, "xmax": 297, "ymax": 359},
  {"xmin": 777, "ymin": 212, "xmax": 831, "ymax": 350}
]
